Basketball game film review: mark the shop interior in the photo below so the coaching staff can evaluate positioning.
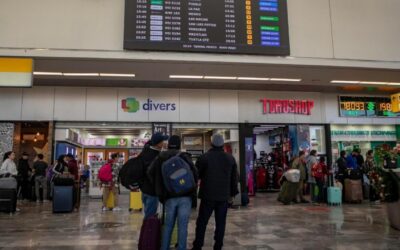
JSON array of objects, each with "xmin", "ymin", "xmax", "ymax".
[
  {"xmin": 250, "ymin": 124, "xmax": 326, "ymax": 194},
  {"xmin": 54, "ymin": 123, "xmax": 239, "ymax": 198}
]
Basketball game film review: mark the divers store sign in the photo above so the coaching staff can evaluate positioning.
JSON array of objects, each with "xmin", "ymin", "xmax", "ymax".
[
  {"xmin": 122, "ymin": 98, "xmax": 177, "ymax": 113},
  {"xmin": 260, "ymin": 99, "xmax": 315, "ymax": 115}
]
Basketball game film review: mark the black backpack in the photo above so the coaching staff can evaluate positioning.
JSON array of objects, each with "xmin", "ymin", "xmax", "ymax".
[{"xmin": 119, "ymin": 156, "xmax": 144, "ymax": 190}]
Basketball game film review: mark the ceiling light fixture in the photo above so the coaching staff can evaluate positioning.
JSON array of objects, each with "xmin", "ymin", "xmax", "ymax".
[
  {"xmin": 237, "ymin": 77, "xmax": 270, "ymax": 81},
  {"xmin": 269, "ymin": 78, "xmax": 302, "ymax": 82},
  {"xmin": 359, "ymin": 81, "xmax": 388, "ymax": 85},
  {"xmin": 203, "ymin": 76, "xmax": 237, "ymax": 80},
  {"xmin": 99, "ymin": 73, "xmax": 136, "ymax": 77},
  {"xmin": 169, "ymin": 75, "xmax": 204, "ymax": 79},
  {"xmin": 387, "ymin": 82, "xmax": 400, "ymax": 86},
  {"xmin": 330, "ymin": 80, "xmax": 360, "ymax": 84},
  {"xmin": 63, "ymin": 73, "xmax": 99, "ymax": 77},
  {"xmin": 33, "ymin": 71, "xmax": 63, "ymax": 76}
]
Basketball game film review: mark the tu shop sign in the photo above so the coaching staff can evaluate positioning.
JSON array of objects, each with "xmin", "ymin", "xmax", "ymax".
[{"xmin": 260, "ymin": 99, "xmax": 315, "ymax": 115}]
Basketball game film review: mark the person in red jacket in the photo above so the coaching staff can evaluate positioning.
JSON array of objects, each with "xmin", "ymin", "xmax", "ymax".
[
  {"xmin": 311, "ymin": 156, "xmax": 328, "ymax": 204},
  {"xmin": 66, "ymin": 154, "xmax": 80, "ymax": 209}
]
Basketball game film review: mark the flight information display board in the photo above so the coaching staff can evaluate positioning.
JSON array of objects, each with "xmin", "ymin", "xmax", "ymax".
[
  {"xmin": 339, "ymin": 96, "xmax": 400, "ymax": 118},
  {"xmin": 124, "ymin": 0, "xmax": 290, "ymax": 55}
]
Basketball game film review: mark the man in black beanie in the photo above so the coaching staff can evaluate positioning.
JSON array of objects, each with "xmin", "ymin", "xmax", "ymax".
[
  {"xmin": 192, "ymin": 134, "xmax": 238, "ymax": 250},
  {"xmin": 147, "ymin": 135, "xmax": 198, "ymax": 250}
]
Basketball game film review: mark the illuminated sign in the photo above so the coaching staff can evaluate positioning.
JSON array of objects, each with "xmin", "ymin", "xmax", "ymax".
[
  {"xmin": 391, "ymin": 93, "xmax": 400, "ymax": 113},
  {"xmin": 339, "ymin": 96, "xmax": 399, "ymax": 117},
  {"xmin": 260, "ymin": 99, "xmax": 314, "ymax": 115}
]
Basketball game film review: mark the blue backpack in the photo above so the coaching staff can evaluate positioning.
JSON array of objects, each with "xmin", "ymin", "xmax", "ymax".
[{"xmin": 161, "ymin": 154, "xmax": 196, "ymax": 196}]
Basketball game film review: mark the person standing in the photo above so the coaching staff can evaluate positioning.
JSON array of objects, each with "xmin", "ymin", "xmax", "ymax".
[
  {"xmin": 311, "ymin": 156, "xmax": 328, "ymax": 204},
  {"xmin": 292, "ymin": 151, "xmax": 309, "ymax": 203},
  {"xmin": 148, "ymin": 135, "xmax": 198, "ymax": 250},
  {"xmin": 33, "ymin": 154, "xmax": 49, "ymax": 203},
  {"xmin": 306, "ymin": 150, "xmax": 318, "ymax": 203},
  {"xmin": 365, "ymin": 150, "xmax": 380, "ymax": 203},
  {"xmin": 101, "ymin": 153, "xmax": 121, "ymax": 211},
  {"xmin": 140, "ymin": 133, "xmax": 168, "ymax": 219},
  {"xmin": 17, "ymin": 152, "xmax": 32, "ymax": 200},
  {"xmin": 1, "ymin": 151, "xmax": 18, "ymax": 177},
  {"xmin": 192, "ymin": 134, "xmax": 238, "ymax": 250},
  {"xmin": 66, "ymin": 154, "xmax": 80, "ymax": 209}
]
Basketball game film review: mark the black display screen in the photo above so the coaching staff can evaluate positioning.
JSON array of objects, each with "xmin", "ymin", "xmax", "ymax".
[{"xmin": 124, "ymin": 0, "xmax": 290, "ymax": 55}]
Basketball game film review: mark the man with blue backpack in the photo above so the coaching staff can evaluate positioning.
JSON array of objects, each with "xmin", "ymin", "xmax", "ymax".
[{"xmin": 147, "ymin": 135, "xmax": 198, "ymax": 250}]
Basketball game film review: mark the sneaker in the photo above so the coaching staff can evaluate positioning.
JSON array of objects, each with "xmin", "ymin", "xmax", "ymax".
[
  {"xmin": 300, "ymin": 199, "xmax": 310, "ymax": 204},
  {"xmin": 43, "ymin": 200, "xmax": 49, "ymax": 203},
  {"xmin": 15, "ymin": 208, "xmax": 21, "ymax": 212},
  {"xmin": 102, "ymin": 206, "xmax": 108, "ymax": 212},
  {"xmin": 113, "ymin": 207, "xmax": 122, "ymax": 212}
]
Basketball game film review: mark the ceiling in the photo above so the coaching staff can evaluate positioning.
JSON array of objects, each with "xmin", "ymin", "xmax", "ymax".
[{"xmin": 33, "ymin": 58, "xmax": 400, "ymax": 94}]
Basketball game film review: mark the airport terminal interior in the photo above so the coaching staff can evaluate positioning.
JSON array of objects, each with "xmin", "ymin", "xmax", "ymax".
[{"xmin": 1, "ymin": 0, "xmax": 400, "ymax": 249}]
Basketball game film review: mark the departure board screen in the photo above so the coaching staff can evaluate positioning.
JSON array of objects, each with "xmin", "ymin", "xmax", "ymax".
[
  {"xmin": 339, "ymin": 96, "xmax": 400, "ymax": 118},
  {"xmin": 124, "ymin": 0, "xmax": 290, "ymax": 55}
]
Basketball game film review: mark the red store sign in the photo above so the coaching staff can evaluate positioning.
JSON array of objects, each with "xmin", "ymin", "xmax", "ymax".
[{"xmin": 260, "ymin": 99, "xmax": 315, "ymax": 115}]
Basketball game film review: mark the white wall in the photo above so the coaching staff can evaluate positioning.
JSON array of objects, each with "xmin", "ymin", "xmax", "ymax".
[{"xmin": 0, "ymin": 0, "xmax": 399, "ymax": 62}]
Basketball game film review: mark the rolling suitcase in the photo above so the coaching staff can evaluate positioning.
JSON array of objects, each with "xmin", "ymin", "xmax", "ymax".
[
  {"xmin": 138, "ymin": 215, "xmax": 161, "ymax": 250},
  {"xmin": 0, "ymin": 189, "xmax": 17, "ymax": 213},
  {"xmin": 53, "ymin": 186, "xmax": 73, "ymax": 213},
  {"xmin": 0, "ymin": 177, "xmax": 17, "ymax": 213},
  {"xmin": 106, "ymin": 191, "xmax": 115, "ymax": 210},
  {"xmin": 129, "ymin": 191, "xmax": 143, "ymax": 211},
  {"xmin": 344, "ymin": 179, "xmax": 363, "ymax": 203},
  {"xmin": 327, "ymin": 187, "xmax": 342, "ymax": 206}
]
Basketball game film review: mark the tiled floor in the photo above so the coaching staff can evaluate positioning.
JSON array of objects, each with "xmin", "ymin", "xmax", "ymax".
[{"xmin": 0, "ymin": 193, "xmax": 399, "ymax": 249}]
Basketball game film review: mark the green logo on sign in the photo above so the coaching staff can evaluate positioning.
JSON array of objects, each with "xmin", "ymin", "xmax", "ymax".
[{"xmin": 367, "ymin": 102, "xmax": 375, "ymax": 111}]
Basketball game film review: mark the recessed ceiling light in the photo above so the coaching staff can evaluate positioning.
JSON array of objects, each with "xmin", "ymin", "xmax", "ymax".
[
  {"xmin": 330, "ymin": 80, "xmax": 360, "ymax": 84},
  {"xmin": 359, "ymin": 81, "xmax": 388, "ymax": 85},
  {"xmin": 203, "ymin": 76, "xmax": 237, "ymax": 80},
  {"xmin": 269, "ymin": 78, "xmax": 301, "ymax": 82},
  {"xmin": 63, "ymin": 73, "xmax": 99, "ymax": 77},
  {"xmin": 99, "ymin": 73, "xmax": 135, "ymax": 77},
  {"xmin": 33, "ymin": 71, "xmax": 63, "ymax": 76},
  {"xmin": 237, "ymin": 77, "xmax": 270, "ymax": 81},
  {"xmin": 387, "ymin": 82, "xmax": 400, "ymax": 86},
  {"xmin": 169, "ymin": 75, "xmax": 203, "ymax": 79}
]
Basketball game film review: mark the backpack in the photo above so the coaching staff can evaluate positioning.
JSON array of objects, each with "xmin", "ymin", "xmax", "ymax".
[
  {"xmin": 119, "ymin": 156, "xmax": 144, "ymax": 190},
  {"xmin": 161, "ymin": 154, "xmax": 196, "ymax": 196},
  {"xmin": 98, "ymin": 163, "xmax": 113, "ymax": 183},
  {"xmin": 312, "ymin": 163, "xmax": 324, "ymax": 179}
]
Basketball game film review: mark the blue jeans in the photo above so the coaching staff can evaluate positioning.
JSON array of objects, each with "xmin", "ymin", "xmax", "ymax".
[
  {"xmin": 161, "ymin": 196, "xmax": 192, "ymax": 250},
  {"xmin": 142, "ymin": 193, "xmax": 159, "ymax": 219}
]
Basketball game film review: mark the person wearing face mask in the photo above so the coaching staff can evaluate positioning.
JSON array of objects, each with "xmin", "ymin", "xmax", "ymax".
[{"xmin": 17, "ymin": 152, "xmax": 32, "ymax": 200}]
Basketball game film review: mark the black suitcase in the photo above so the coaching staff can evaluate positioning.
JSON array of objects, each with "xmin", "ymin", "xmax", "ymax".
[
  {"xmin": 0, "ymin": 189, "xmax": 17, "ymax": 213},
  {"xmin": 53, "ymin": 186, "xmax": 73, "ymax": 213}
]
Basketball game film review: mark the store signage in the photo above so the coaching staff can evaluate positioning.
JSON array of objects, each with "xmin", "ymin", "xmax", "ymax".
[
  {"xmin": 0, "ymin": 58, "xmax": 33, "ymax": 87},
  {"xmin": 260, "ymin": 99, "xmax": 314, "ymax": 115},
  {"xmin": 106, "ymin": 138, "xmax": 128, "ymax": 147},
  {"xmin": 339, "ymin": 96, "xmax": 399, "ymax": 117},
  {"xmin": 121, "ymin": 98, "xmax": 177, "ymax": 113},
  {"xmin": 152, "ymin": 123, "xmax": 172, "ymax": 137},
  {"xmin": 331, "ymin": 131, "xmax": 396, "ymax": 136}
]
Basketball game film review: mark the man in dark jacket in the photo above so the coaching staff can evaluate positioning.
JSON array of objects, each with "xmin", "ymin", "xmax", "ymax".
[
  {"xmin": 148, "ymin": 135, "xmax": 198, "ymax": 250},
  {"xmin": 192, "ymin": 134, "xmax": 238, "ymax": 250},
  {"xmin": 33, "ymin": 154, "xmax": 48, "ymax": 203},
  {"xmin": 17, "ymin": 152, "xmax": 31, "ymax": 200},
  {"xmin": 140, "ymin": 132, "xmax": 168, "ymax": 219}
]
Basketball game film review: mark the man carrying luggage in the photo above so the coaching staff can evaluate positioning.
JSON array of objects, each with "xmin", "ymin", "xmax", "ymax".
[
  {"xmin": 147, "ymin": 135, "xmax": 198, "ymax": 250},
  {"xmin": 192, "ymin": 134, "xmax": 238, "ymax": 250}
]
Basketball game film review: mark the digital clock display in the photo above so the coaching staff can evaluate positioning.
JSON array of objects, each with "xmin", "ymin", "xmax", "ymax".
[{"xmin": 339, "ymin": 96, "xmax": 399, "ymax": 118}]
